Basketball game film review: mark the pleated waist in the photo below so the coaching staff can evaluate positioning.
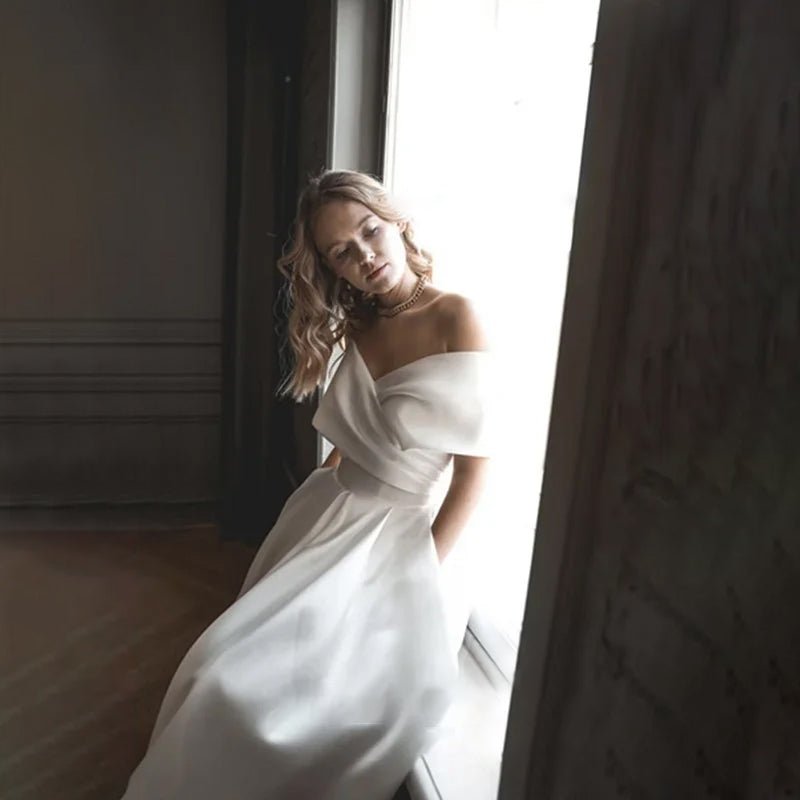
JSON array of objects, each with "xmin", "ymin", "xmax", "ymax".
[{"xmin": 334, "ymin": 457, "xmax": 433, "ymax": 508}]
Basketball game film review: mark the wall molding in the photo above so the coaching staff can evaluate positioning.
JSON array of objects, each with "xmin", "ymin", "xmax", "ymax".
[
  {"xmin": 0, "ymin": 496, "xmax": 218, "ymax": 509},
  {"xmin": 0, "ymin": 414, "xmax": 220, "ymax": 425},
  {"xmin": 0, "ymin": 318, "xmax": 222, "ymax": 346},
  {"xmin": 0, "ymin": 375, "xmax": 220, "ymax": 394}
]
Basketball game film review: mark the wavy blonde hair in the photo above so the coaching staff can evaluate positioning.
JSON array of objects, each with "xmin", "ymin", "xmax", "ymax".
[{"xmin": 276, "ymin": 169, "xmax": 433, "ymax": 401}]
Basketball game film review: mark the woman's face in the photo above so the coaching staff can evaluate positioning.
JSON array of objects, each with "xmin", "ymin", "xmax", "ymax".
[{"xmin": 312, "ymin": 200, "xmax": 409, "ymax": 294}]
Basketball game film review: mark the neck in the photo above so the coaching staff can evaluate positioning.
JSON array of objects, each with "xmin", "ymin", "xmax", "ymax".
[{"xmin": 376, "ymin": 270, "xmax": 420, "ymax": 309}]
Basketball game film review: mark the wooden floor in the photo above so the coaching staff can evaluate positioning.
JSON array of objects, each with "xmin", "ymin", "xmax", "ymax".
[{"xmin": 0, "ymin": 517, "xmax": 256, "ymax": 800}]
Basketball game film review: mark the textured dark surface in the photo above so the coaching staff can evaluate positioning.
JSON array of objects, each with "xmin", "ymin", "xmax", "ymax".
[{"xmin": 539, "ymin": 1, "xmax": 800, "ymax": 797}]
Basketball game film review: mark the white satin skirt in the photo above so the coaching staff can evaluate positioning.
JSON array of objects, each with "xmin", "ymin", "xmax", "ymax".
[{"xmin": 121, "ymin": 462, "xmax": 462, "ymax": 800}]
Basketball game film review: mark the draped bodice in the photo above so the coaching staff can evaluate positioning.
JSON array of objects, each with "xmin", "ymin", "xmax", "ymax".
[{"xmin": 312, "ymin": 344, "xmax": 495, "ymax": 497}]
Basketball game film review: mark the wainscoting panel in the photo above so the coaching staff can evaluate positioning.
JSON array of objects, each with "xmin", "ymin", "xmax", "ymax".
[
  {"xmin": 0, "ymin": 0, "xmax": 226, "ymax": 509},
  {"xmin": 0, "ymin": 319, "xmax": 221, "ymax": 506}
]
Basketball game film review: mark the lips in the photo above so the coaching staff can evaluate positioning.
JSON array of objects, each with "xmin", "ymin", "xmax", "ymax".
[{"xmin": 366, "ymin": 263, "xmax": 388, "ymax": 281}]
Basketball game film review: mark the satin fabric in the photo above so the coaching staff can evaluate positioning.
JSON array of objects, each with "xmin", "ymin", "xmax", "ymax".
[{"xmin": 121, "ymin": 346, "xmax": 494, "ymax": 800}]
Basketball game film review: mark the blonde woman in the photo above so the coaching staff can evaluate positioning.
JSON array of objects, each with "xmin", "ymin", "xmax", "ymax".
[{"xmin": 122, "ymin": 170, "xmax": 494, "ymax": 800}]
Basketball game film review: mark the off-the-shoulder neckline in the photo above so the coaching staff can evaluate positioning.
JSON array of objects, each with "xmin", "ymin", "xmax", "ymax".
[{"xmin": 350, "ymin": 341, "xmax": 489, "ymax": 384}]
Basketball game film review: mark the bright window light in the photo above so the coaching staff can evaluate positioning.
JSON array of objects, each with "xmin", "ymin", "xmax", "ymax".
[{"xmin": 384, "ymin": 0, "xmax": 601, "ymax": 664}]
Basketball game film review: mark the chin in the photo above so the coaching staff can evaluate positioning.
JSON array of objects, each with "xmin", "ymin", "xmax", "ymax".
[{"xmin": 366, "ymin": 263, "xmax": 394, "ymax": 289}]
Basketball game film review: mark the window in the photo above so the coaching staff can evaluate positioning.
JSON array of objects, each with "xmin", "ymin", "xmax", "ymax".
[{"xmin": 384, "ymin": 0, "xmax": 601, "ymax": 795}]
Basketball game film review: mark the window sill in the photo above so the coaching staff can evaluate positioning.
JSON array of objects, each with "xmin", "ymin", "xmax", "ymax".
[{"xmin": 405, "ymin": 626, "xmax": 512, "ymax": 800}]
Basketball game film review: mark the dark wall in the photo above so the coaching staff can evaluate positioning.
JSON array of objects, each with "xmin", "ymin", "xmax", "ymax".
[
  {"xmin": 525, "ymin": 0, "xmax": 800, "ymax": 796},
  {"xmin": 0, "ymin": 0, "xmax": 226, "ymax": 505}
]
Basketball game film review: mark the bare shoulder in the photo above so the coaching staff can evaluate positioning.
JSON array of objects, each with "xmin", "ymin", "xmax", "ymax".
[{"xmin": 431, "ymin": 292, "xmax": 489, "ymax": 352}]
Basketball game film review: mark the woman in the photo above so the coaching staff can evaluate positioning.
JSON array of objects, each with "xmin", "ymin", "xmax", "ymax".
[{"xmin": 122, "ymin": 170, "xmax": 493, "ymax": 800}]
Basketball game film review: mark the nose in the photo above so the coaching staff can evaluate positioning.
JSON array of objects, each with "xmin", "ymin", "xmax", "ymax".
[{"xmin": 355, "ymin": 244, "xmax": 375, "ymax": 267}]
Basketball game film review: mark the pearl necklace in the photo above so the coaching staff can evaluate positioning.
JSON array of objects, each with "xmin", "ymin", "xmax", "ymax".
[{"xmin": 376, "ymin": 274, "xmax": 430, "ymax": 318}]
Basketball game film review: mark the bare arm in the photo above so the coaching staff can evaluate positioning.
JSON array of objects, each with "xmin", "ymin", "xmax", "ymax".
[
  {"xmin": 430, "ymin": 294, "xmax": 491, "ymax": 562},
  {"xmin": 431, "ymin": 454, "xmax": 490, "ymax": 561}
]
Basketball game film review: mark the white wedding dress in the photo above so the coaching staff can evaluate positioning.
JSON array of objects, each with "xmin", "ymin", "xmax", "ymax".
[{"xmin": 121, "ymin": 344, "xmax": 494, "ymax": 800}]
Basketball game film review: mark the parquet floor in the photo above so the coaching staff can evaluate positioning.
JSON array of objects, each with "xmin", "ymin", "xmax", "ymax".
[{"xmin": 0, "ymin": 520, "xmax": 256, "ymax": 800}]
